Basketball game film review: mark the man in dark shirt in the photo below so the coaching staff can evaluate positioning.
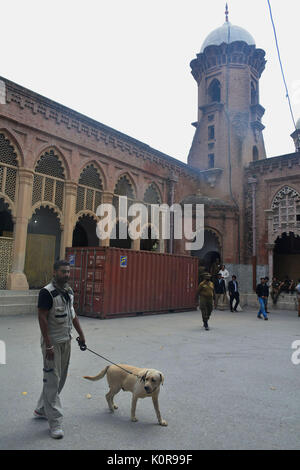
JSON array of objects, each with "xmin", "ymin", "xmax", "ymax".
[
  {"xmin": 228, "ymin": 275, "xmax": 240, "ymax": 312},
  {"xmin": 256, "ymin": 278, "xmax": 268, "ymax": 320},
  {"xmin": 214, "ymin": 273, "xmax": 226, "ymax": 310}
]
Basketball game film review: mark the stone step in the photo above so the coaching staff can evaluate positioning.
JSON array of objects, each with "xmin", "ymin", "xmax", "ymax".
[
  {"xmin": 239, "ymin": 293, "xmax": 298, "ymax": 311},
  {"xmin": 0, "ymin": 303, "xmax": 37, "ymax": 316},
  {"xmin": 0, "ymin": 294, "xmax": 39, "ymax": 305},
  {"xmin": 0, "ymin": 290, "xmax": 39, "ymax": 315},
  {"xmin": 0, "ymin": 289, "xmax": 39, "ymax": 299}
]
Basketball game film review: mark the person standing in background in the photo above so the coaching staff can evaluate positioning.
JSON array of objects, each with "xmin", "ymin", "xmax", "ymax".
[
  {"xmin": 256, "ymin": 278, "xmax": 268, "ymax": 321},
  {"xmin": 271, "ymin": 277, "xmax": 281, "ymax": 305},
  {"xmin": 228, "ymin": 275, "xmax": 240, "ymax": 312},
  {"xmin": 214, "ymin": 273, "xmax": 226, "ymax": 310}
]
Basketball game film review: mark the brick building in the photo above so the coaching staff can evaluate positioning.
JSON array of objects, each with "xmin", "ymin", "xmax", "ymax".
[{"xmin": 0, "ymin": 13, "xmax": 299, "ymax": 293}]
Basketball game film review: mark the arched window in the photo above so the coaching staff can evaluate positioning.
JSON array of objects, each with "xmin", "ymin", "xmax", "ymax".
[
  {"xmin": 271, "ymin": 186, "xmax": 300, "ymax": 232},
  {"xmin": 113, "ymin": 175, "xmax": 135, "ymax": 212},
  {"xmin": 143, "ymin": 183, "xmax": 162, "ymax": 240},
  {"xmin": 251, "ymin": 82, "xmax": 257, "ymax": 105},
  {"xmin": 208, "ymin": 154, "xmax": 215, "ymax": 168},
  {"xmin": 0, "ymin": 133, "xmax": 18, "ymax": 204},
  {"xmin": 208, "ymin": 79, "xmax": 221, "ymax": 103},
  {"xmin": 76, "ymin": 164, "xmax": 103, "ymax": 213},
  {"xmin": 252, "ymin": 146, "xmax": 259, "ymax": 161},
  {"xmin": 143, "ymin": 183, "xmax": 161, "ymax": 205},
  {"xmin": 32, "ymin": 149, "xmax": 65, "ymax": 211}
]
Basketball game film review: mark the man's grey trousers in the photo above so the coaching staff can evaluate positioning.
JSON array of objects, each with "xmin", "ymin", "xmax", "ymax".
[{"xmin": 36, "ymin": 340, "xmax": 71, "ymax": 429}]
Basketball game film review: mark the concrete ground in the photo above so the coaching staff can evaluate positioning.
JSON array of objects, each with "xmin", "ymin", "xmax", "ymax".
[{"xmin": 0, "ymin": 307, "xmax": 299, "ymax": 450}]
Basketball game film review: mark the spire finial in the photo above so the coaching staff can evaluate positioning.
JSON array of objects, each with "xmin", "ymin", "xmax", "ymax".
[{"xmin": 225, "ymin": 3, "xmax": 229, "ymax": 22}]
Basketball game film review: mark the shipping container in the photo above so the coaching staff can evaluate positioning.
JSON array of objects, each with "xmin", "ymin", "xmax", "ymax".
[{"xmin": 66, "ymin": 247, "xmax": 198, "ymax": 319}]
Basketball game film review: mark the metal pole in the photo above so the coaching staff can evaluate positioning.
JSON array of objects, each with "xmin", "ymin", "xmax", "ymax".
[{"xmin": 248, "ymin": 177, "xmax": 257, "ymax": 291}]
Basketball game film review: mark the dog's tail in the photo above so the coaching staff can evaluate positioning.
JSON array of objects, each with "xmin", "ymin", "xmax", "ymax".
[{"xmin": 83, "ymin": 366, "xmax": 109, "ymax": 381}]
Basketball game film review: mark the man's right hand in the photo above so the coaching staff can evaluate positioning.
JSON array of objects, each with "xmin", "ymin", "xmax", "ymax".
[{"xmin": 46, "ymin": 346, "xmax": 54, "ymax": 361}]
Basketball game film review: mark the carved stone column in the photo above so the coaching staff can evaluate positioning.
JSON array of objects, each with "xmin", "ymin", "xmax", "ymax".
[
  {"xmin": 99, "ymin": 191, "xmax": 114, "ymax": 247},
  {"xmin": 7, "ymin": 168, "xmax": 34, "ymax": 290},
  {"xmin": 131, "ymin": 237, "xmax": 140, "ymax": 251},
  {"xmin": 265, "ymin": 209, "xmax": 274, "ymax": 280},
  {"xmin": 60, "ymin": 181, "xmax": 77, "ymax": 258},
  {"xmin": 265, "ymin": 243, "xmax": 275, "ymax": 280}
]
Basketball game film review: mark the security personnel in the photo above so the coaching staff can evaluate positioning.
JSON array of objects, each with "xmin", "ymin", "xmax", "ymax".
[
  {"xmin": 196, "ymin": 272, "xmax": 214, "ymax": 330},
  {"xmin": 34, "ymin": 260, "xmax": 85, "ymax": 439}
]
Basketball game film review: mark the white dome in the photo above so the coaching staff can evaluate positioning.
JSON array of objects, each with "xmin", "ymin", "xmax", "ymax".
[{"xmin": 200, "ymin": 21, "xmax": 255, "ymax": 53}]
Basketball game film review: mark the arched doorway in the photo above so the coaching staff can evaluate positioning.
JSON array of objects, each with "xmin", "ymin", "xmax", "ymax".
[
  {"xmin": 269, "ymin": 186, "xmax": 300, "ymax": 280},
  {"xmin": 25, "ymin": 206, "xmax": 62, "ymax": 288},
  {"xmin": 191, "ymin": 229, "xmax": 221, "ymax": 273},
  {"xmin": 142, "ymin": 183, "xmax": 162, "ymax": 252},
  {"xmin": 72, "ymin": 215, "xmax": 98, "ymax": 247},
  {"xmin": 111, "ymin": 174, "xmax": 136, "ymax": 249},
  {"xmin": 273, "ymin": 232, "xmax": 300, "ymax": 281},
  {"xmin": 109, "ymin": 220, "xmax": 131, "ymax": 249},
  {"xmin": 140, "ymin": 225, "xmax": 159, "ymax": 251}
]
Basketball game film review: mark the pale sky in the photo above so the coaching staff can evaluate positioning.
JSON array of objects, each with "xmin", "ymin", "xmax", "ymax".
[{"xmin": 1, "ymin": 0, "xmax": 300, "ymax": 163}]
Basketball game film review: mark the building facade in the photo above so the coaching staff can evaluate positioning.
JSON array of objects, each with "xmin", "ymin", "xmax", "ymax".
[{"xmin": 0, "ymin": 13, "xmax": 300, "ymax": 292}]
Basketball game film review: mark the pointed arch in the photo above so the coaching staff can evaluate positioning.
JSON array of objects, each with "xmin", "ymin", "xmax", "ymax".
[
  {"xmin": 252, "ymin": 145, "xmax": 259, "ymax": 161},
  {"xmin": 271, "ymin": 186, "xmax": 300, "ymax": 239},
  {"xmin": 0, "ymin": 196, "xmax": 14, "ymax": 218},
  {"xmin": 251, "ymin": 81, "xmax": 258, "ymax": 105},
  {"xmin": 76, "ymin": 163, "xmax": 104, "ymax": 215},
  {"xmin": 32, "ymin": 147, "xmax": 67, "ymax": 213},
  {"xmin": 34, "ymin": 147, "xmax": 66, "ymax": 179},
  {"xmin": 0, "ymin": 129, "xmax": 24, "ymax": 167},
  {"xmin": 74, "ymin": 210, "xmax": 99, "ymax": 226},
  {"xmin": 78, "ymin": 163, "xmax": 104, "ymax": 190},
  {"xmin": 190, "ymin": 226, "xmax": 222, "ymax": 270},
  {"xmin": 33, "ymin": 145, "xmax": 70, "ymax": 180},
  {"xmin": 208, "ymin": 78, "xmax": 221, "ymax": 103},
  {"xmin": 72, "ymin": 212, "xmax": 99, "ymax": 247},
  {"xmin": 271, "ymin": 186, "xmax": 300, "ymax": 209},
  {"xmin": 143, "ymin": 182, "xmax": 162, "ymax": 204},
  {"xmin": 78, "ymin": 160, "xmax": 107, "ymax": 190},
  {"xmin": 0, "ymin": 131, "xmax": 21, "ymax": 209},
  {"xmin": 114, "ymin": 172, "xmax": 137, "ymax": 199},
  {"xmin": 31, "ymin": 202, "xmax": 63, "ymax": 226}
]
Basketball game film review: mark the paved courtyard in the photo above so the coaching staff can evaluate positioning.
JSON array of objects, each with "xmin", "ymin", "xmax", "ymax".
[{"xmin": 0, "ymin": 307, "xmax": 299, "ymax": 450}]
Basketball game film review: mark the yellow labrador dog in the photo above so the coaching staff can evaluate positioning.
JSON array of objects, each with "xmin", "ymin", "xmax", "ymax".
[{"xmin": 83, "ymin": 364, "xmax": 167, "ymax": 426}]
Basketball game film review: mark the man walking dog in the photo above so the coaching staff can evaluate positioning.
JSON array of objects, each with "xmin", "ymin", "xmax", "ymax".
[{"xmin": 34, "ymin": 260, "xmax": 86, "ymax": 439}]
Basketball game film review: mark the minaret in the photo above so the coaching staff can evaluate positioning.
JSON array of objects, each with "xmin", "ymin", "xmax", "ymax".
[{"xmin": 188, "ymin": 6, "xmax": 267, "ymax": 187}]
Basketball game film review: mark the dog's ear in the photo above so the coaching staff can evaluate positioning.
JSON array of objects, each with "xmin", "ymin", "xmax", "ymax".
[{"xmin": 159, "ymin": 373, "xmax": 165, "ymax": 385}]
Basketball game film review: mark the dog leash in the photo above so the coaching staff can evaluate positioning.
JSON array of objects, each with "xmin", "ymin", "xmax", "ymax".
[{"xmin": 76, "ymin": 337, "xmax": 142, "ymax": 379}]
